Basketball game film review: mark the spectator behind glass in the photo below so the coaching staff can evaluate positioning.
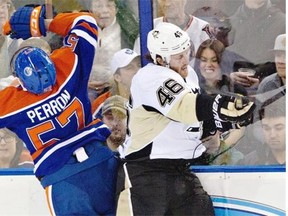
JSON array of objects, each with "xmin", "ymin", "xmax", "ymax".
[
  {"xmin": 192, "ymin": 6, "xmax": 248, "ymax": 75},
  {"xmin": 256, "ymin": 34, "xmax": 286, "ymax": 102},
  {"xmin": 88, "ymin": 64, "xmax": 112, "ymax": 103},
  {"xmin": 254, "ymin": 33, "xmax": 286, "ymax": 120},
  {"xmin": 235, "ymin": 34, "xmax": 286, "ymax": 156},
  {"xmin": 0, "ymin": 0, "xmax": 18, "ymax": 79},
  {"xmin": 79, "ymin": 0, "xmax": 138, "ymax": 79},
  {"xmin": 194, "ymin": 39, "xmax": 247, "ymax": 96},
  {"xmin": 101, "ymin": 95, "xmax": 128, "ymax": 152},
  {"xmin": 194, "ymin": 39, "xmax": 247, "ymax": 147},
  {"xmin": 238, "ymin": 97, "xmax": 285, "ymax": 165},
  {"xmin": 235, "ymin": 34, "xmax": 286, "ymax": 155},
  {"xmin": 227, "ymin": 0, "xmax": 285, "ymax": 65},
  {"xmin": 228, "ymin": 0, "xmax": 285, "ymax": 92},
  {"xmin": 134, "ymin": 0, "xmax": 214, "ymax": 64},
  {"xmin": 192, "ymin": 6, "xmax": 232, "ymax": 47},
  {"xmin": 78, "ymin": 0, "xmax": 121, "ymax": 79},
  {"xmin": 91, "ymin": 48, "xmax": 140, "ymax": 119},
  {"xmin": 0, "ymin": 128, "xmax": 33, "ymax": 168},
  {"xmin": 101, "ymin": 95, "xmax": 131, "ymax": 216}
]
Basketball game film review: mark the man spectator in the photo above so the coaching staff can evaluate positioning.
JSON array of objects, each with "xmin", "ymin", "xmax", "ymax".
[
  {"xmin": 238, "ymin": 98, "xmax": 285, "ymax": 165},
  {"xmin": 134, "ymin": 0, "xmax": 214, "ymax": 65},
  {"xmin": 235, "ymin": 34, "xmax": 286, "ymax": 155},
  {"xmin": 256, "ymin": 34, "xmax": 286, "ymax": 104},
  {"xmin": 91, "ymin": 48, "xmax": 140, "ymax": 119},
  {"xmin": 227, "ymin": 0, "xmax": 285, "ymax": 65},
  {"xmin": 101, "ymin": 95, "xmax": 128, "ymax": 152}
]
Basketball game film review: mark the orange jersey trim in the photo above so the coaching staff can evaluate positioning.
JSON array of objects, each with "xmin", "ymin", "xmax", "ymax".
[{"xmin": 91, "ymin": 91, "xmax": 111, "ymax": 114}]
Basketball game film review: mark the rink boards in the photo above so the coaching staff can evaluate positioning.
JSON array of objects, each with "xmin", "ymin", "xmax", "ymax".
[{"xmin": 0, "ymin": 165, "xmax": 285, "ymax": 215}]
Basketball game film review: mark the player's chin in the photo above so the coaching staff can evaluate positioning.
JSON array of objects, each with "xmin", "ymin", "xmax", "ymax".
[{"xmin": 179, "ymin": 67, "xmax": 188, "ymax": 78}]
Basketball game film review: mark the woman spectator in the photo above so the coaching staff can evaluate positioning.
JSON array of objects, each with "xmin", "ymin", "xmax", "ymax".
[
  {"xmin": 195, "ymin": 39, "xmax": 247, "ymax": 96},
  {"xmin": 0, "ymin": 128, "xmax": 33, "ymax": 168},
  {"xmin": 194, "ymin": 39, "xmax": 247, "ymax": 149},
  {"xmin": 78, "ymin": 0, "xmax": 138, "ymax": 80}
]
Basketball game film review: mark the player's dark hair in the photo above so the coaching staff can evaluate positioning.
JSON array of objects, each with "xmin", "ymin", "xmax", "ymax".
[{"xmin": 144, "ymin": 53, "xmax": 165, "ymax": 66}]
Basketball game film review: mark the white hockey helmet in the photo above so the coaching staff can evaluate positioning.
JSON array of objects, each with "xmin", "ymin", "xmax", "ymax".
[{"xmin": 147, "ymin": 22, "xmax": 191, "ymax": 65}]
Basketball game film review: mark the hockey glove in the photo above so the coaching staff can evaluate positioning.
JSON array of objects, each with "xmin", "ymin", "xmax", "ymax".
[
  {"xmin": 213, "ymin": 94, "xmax": 255, "ymax": 124},
  {"xmin": 201, "ymin": 115, "xmax": 252, "ymax": 140},
  {"xmin": 4, "ymin": 5, "xmax": 46, "ymax": 39}
]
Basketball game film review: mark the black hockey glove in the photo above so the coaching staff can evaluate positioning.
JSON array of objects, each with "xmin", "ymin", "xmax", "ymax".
[
  {"xmin": 213, "ymin": 94, "xmax": 255, "ymax": 124},
  {"xmin": 196, "ymin": 93, "xmax": 255, "ymax": 126}
]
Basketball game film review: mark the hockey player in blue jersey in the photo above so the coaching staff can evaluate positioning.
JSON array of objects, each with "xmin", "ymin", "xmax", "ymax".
[{"xmin": 2, "ymin": 5, "xmax": 118, "ymax": 215}]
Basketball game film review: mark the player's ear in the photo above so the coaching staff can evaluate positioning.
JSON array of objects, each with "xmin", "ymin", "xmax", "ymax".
[
  {"xmin": 156, "ymin": 56, "xmax": 165, "ymax": 66},
  {"xmin": 113, "ymin": 73, "xmax": 121, "ymax": 82}
]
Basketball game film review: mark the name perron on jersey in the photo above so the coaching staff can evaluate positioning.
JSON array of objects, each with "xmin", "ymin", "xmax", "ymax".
[
  {"xmin": 126, "ymin": 64, "xmax": 206, "ymax": 160},
  {"xmin": 0, "ymin": 14, "xmax": 109, "ymax": 177}
]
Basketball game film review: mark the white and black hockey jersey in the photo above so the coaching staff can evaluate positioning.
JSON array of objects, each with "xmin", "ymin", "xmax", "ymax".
[{"xmin": 125, "ymin": 64, "xmax": 206, "ymax": 160}]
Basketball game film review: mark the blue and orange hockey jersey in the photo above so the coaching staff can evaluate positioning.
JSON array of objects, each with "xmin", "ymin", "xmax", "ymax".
[{"xmin": 0, "ymin": 13, "xmax": 112, "ymax": 177}]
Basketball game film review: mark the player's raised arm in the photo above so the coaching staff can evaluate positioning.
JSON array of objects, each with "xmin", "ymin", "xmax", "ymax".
[{"xmin": 3, "ymin": 4, "xmax": 98, "ymax": 41}]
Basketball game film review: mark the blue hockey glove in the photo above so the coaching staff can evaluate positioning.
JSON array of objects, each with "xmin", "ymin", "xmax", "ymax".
[{"xmin": 7, "ymin": 5, "xmax": 47, "ymax": 39}]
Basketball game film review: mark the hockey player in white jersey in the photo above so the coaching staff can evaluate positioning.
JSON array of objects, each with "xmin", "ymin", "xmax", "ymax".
[{"xmin": 123, "ymin": 22, "xmax": 255, "ymax": 215}]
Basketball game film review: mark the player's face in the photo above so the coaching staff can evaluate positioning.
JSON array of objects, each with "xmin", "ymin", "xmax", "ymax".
[
  {"xmin": 91, "ymin": 0, "xmax": 117, "ymax": 29},
  {"xmin": 261, "ymin": 116, "xmax": 286, "ymax": 152},
  {"xmin": 274, "ymin": 51, "xmax": 286, "ymax": 80},
  {"xmin": 0, "ymin": 129, "xmax": 16, "ymax": 168},
  {"xmin": 199, "ymin": 48, "xmax": 221, "ymax": 84},
  {"xmin": 157, "ymin": 0, "xmax": 187, "ymax": 19},
  {"xmin": 102, "ymin": 110, "xmax": 127, "ymax": 148},
  {"xmin": 169, "ymin": 48, "xmax": 190, "ymax": 78}
]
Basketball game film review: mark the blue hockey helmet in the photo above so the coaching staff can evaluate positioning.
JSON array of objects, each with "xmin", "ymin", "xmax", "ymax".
[{"xmin": 13, "ymin": 47, "xmax": 56, "ymax": 95}]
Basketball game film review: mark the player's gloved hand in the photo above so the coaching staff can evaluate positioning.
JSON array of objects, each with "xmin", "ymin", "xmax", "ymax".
[
  {"xmin": 201, "ymin": 116, "xmax": 251, "ymax": 140},
  {"xmin": 4, "ymin": 4, "xmax": 47, "ymax": 39},
  {"xmin": 213, "ymin": 94, "xmax": 255, "ymax": 124}
]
